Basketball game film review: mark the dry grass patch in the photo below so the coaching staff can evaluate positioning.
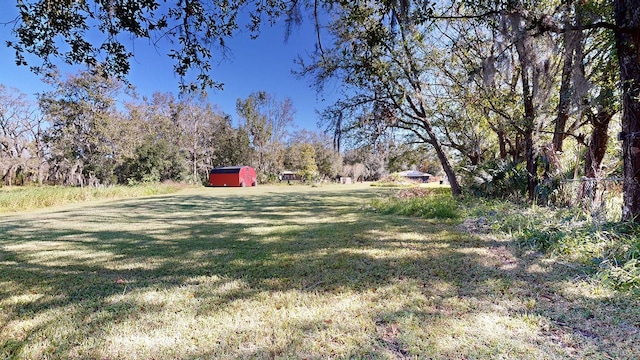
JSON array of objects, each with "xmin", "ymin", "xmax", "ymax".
[
  {"xmin": 1, "ymin": 183, "xmax": 638, "ymax": 359},
  {"xmin": 0, "ymin": 183, "xmax": 186, "ymax": 213}
]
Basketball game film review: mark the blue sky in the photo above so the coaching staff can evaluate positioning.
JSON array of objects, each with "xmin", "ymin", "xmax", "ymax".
[{"xmin": 0, "ymin": 4, "xmax": 338, "ymax": 132}]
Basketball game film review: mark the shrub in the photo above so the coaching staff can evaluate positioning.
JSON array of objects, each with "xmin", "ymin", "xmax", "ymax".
[
  {"xmin": 460, "ymin": 160, "xmax": 528, "ymax": 199},
  {"xmin": 372, "ymin": 173, "xmax": 418, "ymax": 187}
]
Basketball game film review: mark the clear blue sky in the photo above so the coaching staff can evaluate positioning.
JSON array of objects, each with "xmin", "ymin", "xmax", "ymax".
[{"xmin": 0, "ymin": 4, "xmax": 338, "ymax": 131}]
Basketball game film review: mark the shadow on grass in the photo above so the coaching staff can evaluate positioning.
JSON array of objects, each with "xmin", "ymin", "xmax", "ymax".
[{"xmin": 0, "ymin": 185, "xmax": 638, "ymax": 358}]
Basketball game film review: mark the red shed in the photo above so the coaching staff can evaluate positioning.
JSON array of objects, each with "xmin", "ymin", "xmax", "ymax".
[{"xmin": 209, "ymin": 166, "xmax": 257, "ymax": 187}]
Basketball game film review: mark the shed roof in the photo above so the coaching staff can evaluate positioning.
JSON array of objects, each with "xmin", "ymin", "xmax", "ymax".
[
  {"xmin": 215, "ymin": 166, "xmax": 245, "ymax": 170},
  {"xmin": 398, "ymin": 170, "xmax": 433, "ymax": 177},
  {"xmin": 210, "ymin": 166, "xmax": 250, "ymax": 174}
]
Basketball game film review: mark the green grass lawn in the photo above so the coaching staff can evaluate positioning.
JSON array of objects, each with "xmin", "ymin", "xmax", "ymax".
[{"xmin": 1, "ymin": 184, "xmax": 638, "ymax": 359}]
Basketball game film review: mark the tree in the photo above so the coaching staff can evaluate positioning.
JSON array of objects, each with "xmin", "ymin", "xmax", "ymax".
[
  {"xmin": 236, "ymin": 91, "xmax": 295, "ymax": 181},
  {"xmin": 0, "ymin": 85, "xmax": 47, "ymax": 185},
  {"xmin": 288, "ymin": 130, "xmax": 342, "ymax": 179},
  {"xmin": 115, "ymin": 91, "xmax": 251, "ymax": 185},
  {"xmin": 221, "ymin": 126, "xmax": 254, "ymax": 168},
  {"xmin": 343, "ymin": 162, "xmax": 366, "ymax": 183},
  {"xmin": 552, "ymin": 0, "xmax": 583, "ymax": 154},
  {"xmin": 614, "ymin": 0, "xmax": 640, "ymax": 221},
  {"xmin": 39, "ymin": 68, "xmax": 130, "ymax": 185},
  {"xmin": 118, "ymin": 138, "xmax": 186, "ymax": 184},
  {"xmin": 523, "ymin": 1, "xmax": 620, "ymax": 205},
  {"xmin": 431, "ymin": 16, "xmax": 531, "ymax": 171},
  {"xmin": 201, "ymin": 114, "xmax": 252, "ymax": 171},
  {"xmin": 440, "ymin": 0, "xmax": 638, "ymax": 217},
  {"xmin": 388, "ymin": 142, "xmax": 441, "ymax": 175},
  {"xmin": 574, "ymin": 9, "xmax": 620, "ymax": 201},
  {"xmin": 171, "ymin": 95, "xmax": 225, "ymax": 184},
  {"xmin": 285, "ymin": 142, "xmax": 318, "ymax": 181},
  {"xmin": 343, "ymin": 145, "xmax": 388, "ymax": 181},
  {"xmin": 117, "ymin": 92, "xmax": 190, "ymax": 184},
  {"xmin": 477, "ymin": 3, "xmax": 559, "ymax": 200},
  {"xmin": 303, "ymin": 2, "xmax": 463, "ymax": 195},
  {"xmin": 8, "ymin": 0, "xmax": 313, "ymax": 91}
]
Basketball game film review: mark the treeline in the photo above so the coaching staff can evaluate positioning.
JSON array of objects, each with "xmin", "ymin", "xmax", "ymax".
[
  {"xmin": 1, "ymin": 70, "xmax": 438, "ymax": 187},
  {"xmin": 0, "ymin": 69, "xmax": 348, "ymax": 186}
]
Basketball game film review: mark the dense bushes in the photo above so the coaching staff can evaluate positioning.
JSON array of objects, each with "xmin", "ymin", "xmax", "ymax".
[
  {"xmin": 460, "ymin": 160, "xmax": 528, "ymax": 199},
  {"xmin": 117, "ymin": 139, "xmax": 188, "ymax": 185}
]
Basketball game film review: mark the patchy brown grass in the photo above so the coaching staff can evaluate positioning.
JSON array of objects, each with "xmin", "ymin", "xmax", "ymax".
[{"xmin": 0, "ymin": 183, "xmax": 638, "ymax": 359}]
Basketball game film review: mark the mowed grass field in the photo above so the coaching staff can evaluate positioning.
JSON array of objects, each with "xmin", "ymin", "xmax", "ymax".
[{"xmin": 1, "ymin": 184, "xmax": 638, "ymax": 359}]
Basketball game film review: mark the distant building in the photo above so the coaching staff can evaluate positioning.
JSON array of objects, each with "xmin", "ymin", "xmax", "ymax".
[
  {"xmin": 398, "ymin": 170, "xmax": 432, "ymax": 183},
  {"xmin": 209, "ymin": 166, "xmax": 257, "ymax": 187},
  {"xmin": 280, "ymin": 171, "xmax": 302, "ymax": 182},
  {"xmin": 340, "ymin": 176, "xmax": 352, "ymax": 184}
]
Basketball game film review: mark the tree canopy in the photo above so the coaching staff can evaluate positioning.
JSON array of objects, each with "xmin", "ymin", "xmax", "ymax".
[{"xmin": 8, "ymin": 0, "xmax": 309, "ymax": 91}]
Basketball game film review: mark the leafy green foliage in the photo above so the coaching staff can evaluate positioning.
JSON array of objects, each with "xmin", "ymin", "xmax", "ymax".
[
  {"xmin": 594, "ymin": 223, "xmax": 640, "ymax": 293},
  {"xmin": 10, "ymin": 0, "xmax": 297, "ymax": 91},
  {"xmin": 387, "ymin": 143, "xmax": 442, "ymax": 175},
  {"xmin": 287, "ymin": 130, "xmax": 343, "ymax": 180},
  {"xmin": 117, "ymin": 139, "xmax": 187, "ymax": 185},
  {"xmin": 3, "ymin": 73, "xmax": 329, "ymax": 187},
  {"xmin": 304, "ymin": 1, "xmax": 463, "ymax": 194},
  {"xmin": 285, "ymin": 142, "xmax": 318, "ymax": 182},
  {"xmin": 461, "ymin": 160, "xmax": 528, "ymax": 199},
  {"xmin": 38, "ymin": 68, "xmax": 129, "ymax": 186},
  {"xmin": 236, "ymin": 91, "xmax": 294, "ymax": 182}
]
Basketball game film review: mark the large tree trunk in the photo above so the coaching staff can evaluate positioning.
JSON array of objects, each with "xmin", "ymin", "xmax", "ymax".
[
  {"xmin": 37, "ymin": 161, "xmax": 46, "ymax": 186},
  {"xmin": 496, "ymin": 130, "xmax": 508, "ymax": 159},
  {"xmin": 520, "ymin": 62, "xmax": 538, "ymax": 200},
  {"xmin": 432, "ymin": 139, "xmax": 462, "ymax": 197},
  {"xmin": 580, "ymin": 110, "xmax": 613, "ymax": 203},
  {"xmin": 513, "ymin": 12, "xmax": 539, "ymax": 201},
  {"xmin": 553, "ymin": 0, "xmax": 577, "ymax": 153},
  {"xmin": 584, "ymin": 111, "xmax": 613, "ymax": 179},
  {"xmin": 614, "ymin": 0, "xmax": 640, "ymax": 221},
  {"xmin": 422, "ymin": 119, "xmax": 462, "ymax": 197},
  {"xmin": 524, "ymin": 125, "xmax": 537, "ymax": 200}
]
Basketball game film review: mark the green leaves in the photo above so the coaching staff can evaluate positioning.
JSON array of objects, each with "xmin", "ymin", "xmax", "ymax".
[{"xmin": 8, "ymin": 0, "xmax": 291, "ymax": 91}]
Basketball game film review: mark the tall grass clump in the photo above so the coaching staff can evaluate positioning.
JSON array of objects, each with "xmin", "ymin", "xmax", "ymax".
[
  {"xmin": 0, "ymin": 183, "xmax": 186, "ymax": 213},
  {"xmin": 593, "ymin": 222, "xmax": 640, "ymax": 293},
  {"xmin": 523, "ymin": 219, "xmax": 640, "ymax": 293},
  {"xmin": 371, "ymin": 187, "xmax": 459, "ymax": 219},
  {"xmin": 461, "ymin": 196, "xmax": 640, "ymax": 293}
]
